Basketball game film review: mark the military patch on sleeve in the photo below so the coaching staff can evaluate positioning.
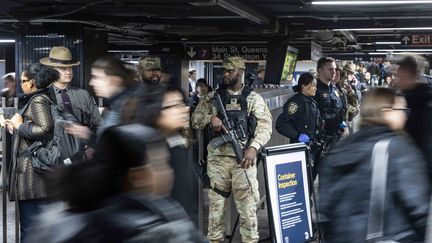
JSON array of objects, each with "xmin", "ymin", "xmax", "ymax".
[{"xmin": 288, "ymin": 102, "xmax": 299, "ymax": 115}]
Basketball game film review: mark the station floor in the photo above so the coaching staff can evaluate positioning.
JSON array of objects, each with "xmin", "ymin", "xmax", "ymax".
[{"xmin": 1, "ymin": 190, "xmax": 318, "ymax": 243}]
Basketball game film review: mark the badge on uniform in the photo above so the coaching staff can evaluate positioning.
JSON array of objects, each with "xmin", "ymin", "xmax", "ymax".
[
  {"xmin": 322, "ymin": 92, "xmax": 329, "ymax": 98},
  {"xmin": 226, "ymin": 98, "xmax": 241, "ymax": 111},
  {"xmin": 334, "ymin": 89, "xmax": 340, "ymax": 97},
  {"xmin": 288, "ymin": 102, "xmax": 299, "ymax": 115}
]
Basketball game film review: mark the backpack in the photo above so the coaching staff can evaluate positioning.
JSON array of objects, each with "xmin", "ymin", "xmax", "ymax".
[{"xmin": 27, "ymin": 95, "xmax": 85, "ymax": 173}]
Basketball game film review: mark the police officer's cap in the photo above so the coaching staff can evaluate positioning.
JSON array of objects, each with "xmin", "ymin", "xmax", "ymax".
[{"xmin": 223, "ymin": 56, "xmax": 246, "ymax": 70}]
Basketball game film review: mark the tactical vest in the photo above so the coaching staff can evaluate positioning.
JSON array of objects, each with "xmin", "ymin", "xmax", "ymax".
[{"xmin": 216, "ymin": 86, "xmax": 257, "ymax": 141}]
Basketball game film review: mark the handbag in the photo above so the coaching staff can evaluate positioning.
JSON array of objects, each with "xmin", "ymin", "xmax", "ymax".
[{"xmin": 366, "ymin": 138, "xmax": 399, "ymax": 243}]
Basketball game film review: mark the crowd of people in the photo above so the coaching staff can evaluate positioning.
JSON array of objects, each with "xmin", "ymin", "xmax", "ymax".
[
  {"xmin": 2, "ymin": 44, "xmax": 432, "ymax": 243},
  {"xmin": 276, "ymin": 55, "xmax": 432, "ymax": 243}
]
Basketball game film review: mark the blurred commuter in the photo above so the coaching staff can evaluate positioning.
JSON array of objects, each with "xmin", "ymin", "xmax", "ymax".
[
  {"xmin": 40, "ymin": 46, "xmax": 101, "ymax": 149},
  {"xmin": 394, "ymin": 54, "xmax": 432, "ymax": 182},
  {"xmin": 189, "ymin": 69, "xmax": 197, "ymax": 96},
  {"xmin": 29, "ymin": 124, "xmax": 205, "ymax": 243},
  {"xmin": 138, "ymin": 55, "xmax": 162, "ymax": 84},
  {"xmin": 1, "ymin": 72, "xmax": 16, "ymax": 107},
  {"xmin": 319, "ymin": 87, "xmax": 430, "ymax": 243},
  {"xmin": 158, "ymin": 86, "xmax": 197, "ymax": 218},
  {"xmin": 251, "ymin": 64, "xmax": 265, "ymax": 86},
  {"xmin": 65, "ymin": 56, "xmax": 137, "ymax": 145},
  {"xmin": 6, "ymin": 63, "xmax": 59, "ymax": 242},
  {"xmin": 276, "ymin": 72, "xmax": 319, "ymax": 143},
  {"xmin": 192, "ymin": 56, "xmax": 272, "ymax": 243}
]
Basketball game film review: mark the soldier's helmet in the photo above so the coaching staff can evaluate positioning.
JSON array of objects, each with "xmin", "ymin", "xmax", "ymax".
[
  {"xmin": 139, "ymin": 56, "xmax": 163, "ymax": 71},
  {"xmin": 223, "ymin": 56, "xmax": 246, "ymax": 70}
]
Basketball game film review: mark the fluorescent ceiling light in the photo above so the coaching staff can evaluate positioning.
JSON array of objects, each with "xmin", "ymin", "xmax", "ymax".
[
  {"xmin": 312, "ymin": 1, "xmax": 432, "ymax": 5},
  {"xmin": 0, "ymin": 40, "xmax": 15, "ymax": 43},
  {"xmin": 369, "ymin": 52, "xmax": 432, "ymax": 55},
  {"xmin": 216, "ymin": 0, "xmax": 270, "ymax": 25},
  {"xmin": 376, "ymin": 49, "xmax": 432, "ymax": 52},
  {"xmin": 334, "ymin": 27, "xmax": 432, "ymax": 31},
  {"xmin": 108, "ymin": 50, "xmax": 149, "ymax": 53},
  {"xmin": 374, "ymin": 42, "xmax": 401, "ymax": 45}
]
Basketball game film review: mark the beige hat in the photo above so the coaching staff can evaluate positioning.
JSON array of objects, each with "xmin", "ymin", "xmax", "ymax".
[
  {"xmin": 40, "ymin": 46, "xmax": 80, "ymax": 67},
  {"xmin": 343, "ymin": 62, "xmax": 357, "ymax": 74}
]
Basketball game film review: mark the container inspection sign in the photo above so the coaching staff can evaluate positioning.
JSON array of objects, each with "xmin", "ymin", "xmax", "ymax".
[{"xmin": 263, "ymin": 144, "xmax": 313, "ymax": 243}]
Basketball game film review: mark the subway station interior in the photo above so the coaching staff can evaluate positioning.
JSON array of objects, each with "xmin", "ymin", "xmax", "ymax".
[{"xmin": 1, "ymin": 1, "xmax": 432, "ymax": 243}]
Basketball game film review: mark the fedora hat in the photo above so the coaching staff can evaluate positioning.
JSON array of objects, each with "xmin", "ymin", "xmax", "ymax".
[
  {"xmin": 40, "ymin": 46, "xmax": 80, "ymax": 67},
  {"xmin": 343, "ymin": 62, "xmax": 357, "ymax": 74}
]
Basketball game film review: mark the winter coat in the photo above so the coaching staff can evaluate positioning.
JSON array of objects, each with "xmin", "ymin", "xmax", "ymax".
[
  {"xmin": 8, "ymin": 91, "xmax": 54, "ymax": 201},
  {"xmin": 319, "ymin": 125, "xmax": 430, "ymax": 243},
  {"xmin": 404, "ymin": 83, "xmax": 432, "ymax": 182}
]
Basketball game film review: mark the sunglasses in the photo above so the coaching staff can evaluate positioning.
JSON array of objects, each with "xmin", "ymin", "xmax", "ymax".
[{"xmin": 20, "ymin": 79, "xmax": 31, "ymax": 84}]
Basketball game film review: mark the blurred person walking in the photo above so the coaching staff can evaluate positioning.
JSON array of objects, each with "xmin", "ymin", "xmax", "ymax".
[
  {"xmin": 394, "ymin": 54, "xmax": 432, "ymax": 182},
  {"xmin": 5, "ymin": 63, "xmax": 59, "ymax": 242},
  {"xmin": 319, "ymin": 87, "xmax": 430, "ymax": 243},
  {"xmin": 29, "ymin": 123, "xmax": 205, "ymax": 243},
  {"xmin": 1, "ymin": 72, "xmax": 16, "ymax": 107},
  {"xmin": 64, "ymin": 56, "xmax": 137, "ymax": 145}
]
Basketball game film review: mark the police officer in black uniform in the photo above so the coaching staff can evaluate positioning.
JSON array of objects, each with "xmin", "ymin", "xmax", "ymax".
[
  {"xmin": 312, "ymin": 57, "xmax": 346, "ymax": 179},
  {"xmin": 314, "ymin": 57, "xmax": 346, "ymax": 137},
  {"xmin": 276, "ymin": 72, "xmax": 320, "ymax": 144}
]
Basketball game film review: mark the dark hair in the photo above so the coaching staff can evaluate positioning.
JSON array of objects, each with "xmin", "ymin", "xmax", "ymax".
[
  {"xmin": 22, "ymin": 63, "xmax": 59, "ymax": 89},
  {"xmin": 317, "ymin": 57, "xmax": 336, "ymax": 70},
  {"xmin": 293, "ymin": 72, "xmax": 315, "ymax": 93},
  {"xmin": 196, "ymin": 78, "xmax": 213, "ymax": 91},
  {"xmin": 189, "ymin": 70, "xmax": 196, "ymax": 75},
  {"xmin": 92, "ymin": 56, "xmax": 136, "ymax": 88}
]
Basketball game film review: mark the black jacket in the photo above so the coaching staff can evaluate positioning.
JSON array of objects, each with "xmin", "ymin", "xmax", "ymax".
[
  {"xmin": 319, "ymin": 125, "xmax": 430, "ymax": 243},
  {"xmin": 404, "ymin": 83, "xmax": 432, "ymax": 182},
  {"xmin": 30, "ymin": 194, "xmax": 206, "ymax": 243},
  {"xmin": 313, "ymin": 80, "xmax": 344, "ymax": 135},
  {"xmin": 276, "ymin": 93, "xmax": 320, "ymax": 142}
]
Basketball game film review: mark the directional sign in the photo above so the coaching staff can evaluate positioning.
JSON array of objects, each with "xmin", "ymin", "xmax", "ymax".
[
  {"xmin": 399, "ymin": 34, "xmax": 432, "ymax": 46},
  {"xmin": 185, "ymin": 45, "xmax": 267, "ymax": 61},
  {"xmin": 402, "ymin": 35, "xmax": 410, "ymax": 45}
]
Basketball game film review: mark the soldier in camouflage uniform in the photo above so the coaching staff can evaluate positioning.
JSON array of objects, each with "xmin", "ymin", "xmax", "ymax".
[
  {"xmin": 191, "ymin": 56, "xmax": 272, "ymax": 243},
  {"xmin": 138, "ymin": 56, "xmax": 163, "ymax": 84}
]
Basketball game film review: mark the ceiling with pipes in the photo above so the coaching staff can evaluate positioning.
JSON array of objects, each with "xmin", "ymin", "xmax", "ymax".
[{"xmin": 1, "ymin": 0, "xmax": 432, "ymax": 55}]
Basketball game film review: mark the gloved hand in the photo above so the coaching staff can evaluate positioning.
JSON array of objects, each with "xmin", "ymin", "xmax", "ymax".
[
  {"xmin": 339, "ymin": 121, "xmax": 348, "ymax": 129},
  {"xmin": 298, "ymin": 133, "xmax": 310, "ymax": 144}
]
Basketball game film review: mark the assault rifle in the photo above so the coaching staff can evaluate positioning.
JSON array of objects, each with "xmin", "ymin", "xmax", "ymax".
[{"xmin": 209, "ymin": 93, "xmax": 245, "ymax": 164}]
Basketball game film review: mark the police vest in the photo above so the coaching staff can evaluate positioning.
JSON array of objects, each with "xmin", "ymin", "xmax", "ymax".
[{"xmin": 216, "ymin": 87, "xmax": 257, "ymax": 141}]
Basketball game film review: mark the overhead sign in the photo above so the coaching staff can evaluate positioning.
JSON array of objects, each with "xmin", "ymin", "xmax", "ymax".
[
  {"xmin": 263, "ymin": 144, "xmax": 313, "ymax": 243},
  {"xmin": 185, "ymin": 45, "xmax": 267, "ymax": 61},
  {"xmin": 401, "ymin": 34, "xmax": 432, "ymax": 46}
]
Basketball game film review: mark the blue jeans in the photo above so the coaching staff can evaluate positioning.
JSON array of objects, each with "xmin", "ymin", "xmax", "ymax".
[{"xmin": 18, "ymin": 199, "xmax": 46, "ymax": 243}]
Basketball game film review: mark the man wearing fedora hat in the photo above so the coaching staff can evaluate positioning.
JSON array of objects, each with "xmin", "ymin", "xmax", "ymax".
[
  {"xmin": 40, "ymin": 46, "xmax": 101, "ymax": 141},
  {"xmin": 343, "ymin": 62, "xmax": 363, "ymax": 102}
]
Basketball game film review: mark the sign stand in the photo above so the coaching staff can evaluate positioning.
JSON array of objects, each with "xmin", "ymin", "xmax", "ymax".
[{"xmin": 262, "ymin": 143, "xmax": 314, "ymax": 243}]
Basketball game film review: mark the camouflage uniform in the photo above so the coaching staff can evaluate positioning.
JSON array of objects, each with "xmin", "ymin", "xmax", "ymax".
[
  {"xmin": 192, "ymin": 57, "xmax": 272, "ymax": 243},
  {"xmin": 138, "ymin": 56, "xmax": 163, "ymax": 71}
]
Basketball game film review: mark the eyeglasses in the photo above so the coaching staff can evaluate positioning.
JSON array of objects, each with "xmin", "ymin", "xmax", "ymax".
[
  {"xmin": 382, "ymin": 107, "xmax": 411, "ymax": 115},
  {"xmin": 20, "ymin": 79, "xmax": 31, "ymax": 84}
]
